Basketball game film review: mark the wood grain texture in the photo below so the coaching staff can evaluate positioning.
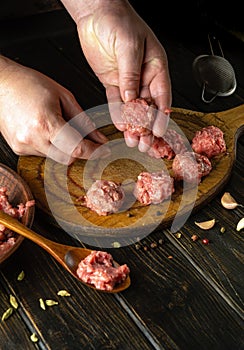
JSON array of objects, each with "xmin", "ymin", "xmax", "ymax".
[
  {"xmin": 111, "ymin": 236, "xmax": 244, "ymax": 350},
  {"xmin": 0, "ymin": 238, "xmax": 157, "ymax": 350},
  {"xmin": 0, "ymin": 281, "xmax": 37, "ymax": 350},
  {"xmin": 17, "ymin": 105, "xmax": 244, "ymax": 241},
  {"xmin": 0, "ymin": 6, "xmax": 243, "ymax": 350}
]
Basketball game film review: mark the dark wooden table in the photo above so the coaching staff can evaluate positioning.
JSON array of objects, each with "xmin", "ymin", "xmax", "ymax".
[{"xmin": 0, "ymin": 4, "xmax": 244, "ymax": 350}]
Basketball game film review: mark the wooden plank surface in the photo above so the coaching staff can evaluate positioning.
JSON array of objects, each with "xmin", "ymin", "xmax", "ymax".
[
  {"xmin": 0, "ymin": 4, "xmax": 243, "ymax": 350},
  {"xmin": 0, "ymin": 243, "xmax": 156, "ymax": 350}
]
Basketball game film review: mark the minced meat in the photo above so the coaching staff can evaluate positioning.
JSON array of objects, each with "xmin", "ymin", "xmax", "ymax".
[
  {"xmin": 0, "ymin": 186, "xmax": 35, "ymax": 255},
  {"xmin": 120, "ymin": 97, "xmax": 157, "ymax": 136},
  {"xmin": 172, "ymin": 151, "xmax": 212, "ymax": 184},
  {"xmin": 147, "ymin": 129, "xmax": 188, "ymax": 159},
  {"xmin": 191, "ymin": 125, "xmax": 226, "ymax": 158},
  {"xmin": 76, "ymin": 250, "xmax": 130, "ymax": 291},
  {"xmin": 83, "ymin": 180, "xmax": 125, "ymax": 216},
  {"xmin": 133, "ymin": 170, "xmax": 175, "ymax": 205}
]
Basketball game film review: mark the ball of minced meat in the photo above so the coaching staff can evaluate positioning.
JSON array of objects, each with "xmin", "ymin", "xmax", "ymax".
[
  {"xmin": 191, "ymin": 125, "xmax": 226, "ymax": 158},
  {"xmin": 133, "ymin": 170, "xmax": 175, "ymax": 205},
  {"xmin": 84, "ymin": 180, "xmax": 125, "ymax": 216},
  {"xmin": 147, "ymin": 129, "xmax": 188, "ymax": 159},
  {"xmin": 120, "ymin": 97, "xmax": 157, "ymax": 136},
  {"xmin": 172, "ymin": 151, "xmax": 212, "ymax": 184}
]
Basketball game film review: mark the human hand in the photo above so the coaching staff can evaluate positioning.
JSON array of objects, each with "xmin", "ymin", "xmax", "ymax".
[
  {"xmin": 0, "ymin": 56, "xmax": 109, "ymax": 164},
  {"xmin": 61, "ymin": 0, "xmax": 172, "ymax": 152}
]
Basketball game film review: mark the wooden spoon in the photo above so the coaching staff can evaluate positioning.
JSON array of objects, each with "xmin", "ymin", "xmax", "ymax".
[{"xmin": 0, "ymin": 210, "xmax": 130, "ymax": 293}]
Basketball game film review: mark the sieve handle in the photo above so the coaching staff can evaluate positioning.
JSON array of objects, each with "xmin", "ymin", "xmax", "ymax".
[{"xmin": 201, "ymin": 83, "xmax": 218, "ymax": 103}]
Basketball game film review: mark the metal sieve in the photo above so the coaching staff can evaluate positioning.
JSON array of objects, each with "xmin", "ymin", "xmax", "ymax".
[{"xmin": 192, "ymin": 35, "xmax": 237, "ymax": 103}]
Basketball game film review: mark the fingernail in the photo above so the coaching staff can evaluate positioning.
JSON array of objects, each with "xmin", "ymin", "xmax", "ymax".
[{"xmin": 124, "ymin": 90, "xmax": 137, "ymax": 102}]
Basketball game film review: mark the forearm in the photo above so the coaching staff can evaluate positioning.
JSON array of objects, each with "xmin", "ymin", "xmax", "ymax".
[{"xmin": 60, "ymin": 0, "xmax": 129, "ymax": 23}]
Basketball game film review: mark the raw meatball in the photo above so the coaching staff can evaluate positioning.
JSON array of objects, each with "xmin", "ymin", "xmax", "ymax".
[
  {"xmin": 120, "ymin": 97, "xmax": 157, "ymax": 136},
  {"xmin": 191, "ymin": 125, "xmax": 226, "ymax": 158},
  {"xmin": 147, "ymin": 129, "xmax": 188, "ymax": 159},
  {"xmin": 84, "ymin": 180, "xmax": 125, "ymax": 216},
  {"xmin": 172, "ymin": 151, "xmax": 212, "ymax": 184},
  {"xmin": 133, "ymin": 171, "xmax": 175, "ymax": 205},
  {"xmin": 76, "ymin": 250, "xmax": 130, "ymax": 291}
]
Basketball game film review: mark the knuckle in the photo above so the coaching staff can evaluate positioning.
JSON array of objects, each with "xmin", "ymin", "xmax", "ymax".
[
  {"xmin": 72, "ymin": 144, "xmax": 87, "ymax": 159},
  {"xmin": 15, "ymin": 129, "xmax": 32, "ymax": 145}
]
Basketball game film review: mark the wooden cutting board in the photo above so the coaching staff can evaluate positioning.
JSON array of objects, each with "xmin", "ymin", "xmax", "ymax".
[{"xmin": 17, "ymin": 105, "xmax": 244, "ymax": 244}]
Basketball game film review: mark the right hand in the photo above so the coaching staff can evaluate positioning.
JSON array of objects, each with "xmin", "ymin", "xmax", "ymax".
[{"xmin": 73, "ymin": 0, "xmax": 172, "ymax": 152}]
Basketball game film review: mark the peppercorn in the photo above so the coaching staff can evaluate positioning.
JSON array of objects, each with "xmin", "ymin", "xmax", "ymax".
[{"xmin": 202, "ymin": 238, "xmax": 209, "ymax": 245}]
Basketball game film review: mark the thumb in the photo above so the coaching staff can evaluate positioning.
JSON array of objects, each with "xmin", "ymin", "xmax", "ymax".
[{"xmin": 117, "ymin": 46, "xmax": 143, "ymax": 102}]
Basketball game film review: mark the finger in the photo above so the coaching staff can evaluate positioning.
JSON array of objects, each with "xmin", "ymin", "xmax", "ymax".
[
  {"xmin": 69, "ymin": 112, "xmax": 108, "ymax": 144},
  {"xmin": 124, "ymin": 130, "xmax": 139, "ymax": 148},
  {"xmin": 9, "ymin": 132, "xmax": 76, "ymax": 165},
  {"xmin": 106, "ymin": 85, "xmax": 122, "ymax": 104},
  {"xmin": 50, "ymin": 123, "xmax": 84, "ymax": 155},
  {"xmin": 47, "ymin": 143, "xmax": 75, "ymax": 165},
  {"xmin": 138, "ymin": 134, "xmax": 153, "ymax": 153},
  {"xmin": 47, "ymin": 140, "xmax": 110, "ymax": 164},
  {"xmin": 106, "ymin": 86, "xmax": 126, "ymax": 131},
  {"xmin": 71, "ymin": 139, "xmax": 111, "ymax": 160},
  {"xmin": 18, "ymin": 138, "xmax": 76, "ymax": 165},
  {"xmin": 50, "ymin": 121, "xmax": 111, "ymax": 160},
  {"xmin": 48, "ymin": 136, "xmax": 111, "ymax": 164},
  {"xmin": 60, "ymin": 92, "xmax": 108, "ymax": 144},
  {"xmin": 152, "ymin": 109, "xmax": 170, "ymax": 138},
  {"xmin": 150, "ymin": 72, "xmax": 172, "ymax": 137},
  {"xmin": 117, "ymin": 42, "xmax": 143, "ymax": 102}
]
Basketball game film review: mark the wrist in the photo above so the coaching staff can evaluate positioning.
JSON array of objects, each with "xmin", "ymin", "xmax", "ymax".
[{"xmin": 60, "ymin": 0, "xmax": 129, "ymax": 23}]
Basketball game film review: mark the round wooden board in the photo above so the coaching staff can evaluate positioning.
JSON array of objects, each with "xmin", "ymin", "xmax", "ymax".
[{"xmin": 17, "ymin": 105, "xmax": 244, "ymax": 244}]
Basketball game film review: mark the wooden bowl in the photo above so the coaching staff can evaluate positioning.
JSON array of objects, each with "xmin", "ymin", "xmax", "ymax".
[{"xmin": 0, "ymin": 163, "xmax": 35, "ymax": 264}]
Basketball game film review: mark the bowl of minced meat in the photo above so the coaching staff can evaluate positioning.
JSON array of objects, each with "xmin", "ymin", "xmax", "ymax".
[{"xmin": 0, "ymin": 164, "xmax": 35, "ymax": 265}]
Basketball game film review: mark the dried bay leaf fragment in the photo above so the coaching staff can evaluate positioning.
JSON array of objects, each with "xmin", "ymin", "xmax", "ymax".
[
  {"xmin": 195, "ymin": 218, "xmax": 215, "ymax": 230},
  {"xmin": 221, "ymin": 192, "xmax": 243, "ymax": 209}
]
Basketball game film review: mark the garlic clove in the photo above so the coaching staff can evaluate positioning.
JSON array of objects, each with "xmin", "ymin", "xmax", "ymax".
[
  {"xmin": 221, "ymin": 192, "xmax": 242, "ymax": 210},
  {"xmin": 195, "ymin": 219, "xmax": 215, "ymax": 230},
  {"xmin": 236, "ymin": 218, "xmax": 244, "ymax": 232}
]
